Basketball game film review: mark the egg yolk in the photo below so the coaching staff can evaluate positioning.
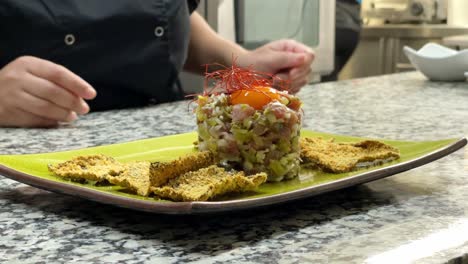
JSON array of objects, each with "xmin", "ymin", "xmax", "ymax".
[{"xmin": 230, "ymin": 86, "xmax": 284, "ymax": 110}]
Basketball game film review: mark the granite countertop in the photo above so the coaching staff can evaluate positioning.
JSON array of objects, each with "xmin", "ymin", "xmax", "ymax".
[{"xmin": 1, "ymin": 72, "xmax": 468, "ymax": 263}]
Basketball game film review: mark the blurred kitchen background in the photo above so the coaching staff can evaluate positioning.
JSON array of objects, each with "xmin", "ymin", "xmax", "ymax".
[
  {"xmin": 181, "ymin": 0, "xmax": 468, "ymax": 92},
  {"xmin": 342, "ymin": 0, "xmax": 468, "ymax": 79}
]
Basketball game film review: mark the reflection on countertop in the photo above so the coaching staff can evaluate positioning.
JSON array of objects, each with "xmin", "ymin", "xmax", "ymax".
[{"xmin": 1, "ymin": 72, "xmax": 468, "ymax": 263}]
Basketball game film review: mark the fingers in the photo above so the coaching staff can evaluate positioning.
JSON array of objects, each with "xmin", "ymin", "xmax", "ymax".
[
  {"xmin": 268, "ymin": 39, "xmax": 315, "ymax": 74},
  {"xmin": 304, "ymin": 51, "xmax": 315, "ymax": 65},
  {"xmin": 286, "ymin": 50, "xmax": 314, "ymax": 93},
  {"xmin": 274, "ymin": 72, "xmax": 290, "ymax": 89},
  {"xmin": 291, "ymin": 67, "xmax": 312, "ymax": 94},
  {"xmin": 290, "ymin": 75, "xmax": 310, "ymax": 94},
  {"xmin": 275, "ymin": 65, "xmax": 312, "ymax": 94},
  {"xmin": 288, "ymin": 40, "xmax": 314, "ymax": 55},
  {"xmin": 274, "ymin": 39, "xmax": 316, "ymax": 69},
  {"xmin": 23, "ymin": 74, "xmax": 90, "ymax": 115},
  {"xmin": 1, "ymin": 107, "xmax": 58, "ymax": 128},
  {"xmin": 17, "ymin": 90, "xmax": 78, "ymax": 123},
  {"xmin": 272, "ymin": 51, "xmax": 307, "ymax": 69},
  {"xmin": 290, "ymin": 64, "xmax": 312, "ymax": 81},
  {"xmin": 271, "ymin": 39, "xmax": 315, "ymax": 55},
  {"xmin": 0, "ymin": 56, "xmax": 94, "ymax": 127},
  {"xmin": 18, "ymin": 56, "xmax": 96, "ymax": 100}
]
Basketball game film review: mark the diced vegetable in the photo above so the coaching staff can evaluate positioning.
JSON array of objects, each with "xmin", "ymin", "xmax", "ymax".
[{"xmin": 196, "ymin": 94, "xmax": 302, "ymax": 181}]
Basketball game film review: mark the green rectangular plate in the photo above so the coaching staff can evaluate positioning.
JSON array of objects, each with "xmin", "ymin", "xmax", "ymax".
[{"xmin": 0, "ymin": 130, "xmax": 465, "ymax": 214}]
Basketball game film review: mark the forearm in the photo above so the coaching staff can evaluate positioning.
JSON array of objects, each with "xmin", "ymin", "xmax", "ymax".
[{"xmin": 184, "ymin": 12, "xmax": 247, "ymax": 74}]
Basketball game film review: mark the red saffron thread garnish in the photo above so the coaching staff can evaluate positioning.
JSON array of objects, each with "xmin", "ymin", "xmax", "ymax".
[
  {"xmin": 185, "ymin": 56, "xmax": 294, "ymax": 112},
  {"xmin": 201, "ymin": 57, "xmax": 290, "ymax": 96}
]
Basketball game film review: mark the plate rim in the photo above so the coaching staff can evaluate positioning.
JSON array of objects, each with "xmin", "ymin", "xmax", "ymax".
[{"xmin": 0, "ymin": 137, "xmax": 466, "ymax": 215}]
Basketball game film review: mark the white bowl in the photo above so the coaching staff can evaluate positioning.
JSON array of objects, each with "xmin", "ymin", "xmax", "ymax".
[{"xmin": 403, "ymin": 43, "xmax": 468, "ymax": 81}]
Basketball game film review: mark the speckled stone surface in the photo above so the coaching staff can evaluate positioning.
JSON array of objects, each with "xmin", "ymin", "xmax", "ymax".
[{"xmin": 1, "ymin": 72, "xmax": 468, "ymax": 264}]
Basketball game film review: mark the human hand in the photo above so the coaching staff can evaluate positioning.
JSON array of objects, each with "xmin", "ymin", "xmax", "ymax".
[
  {"xmin": 0, "ymin": 56, "xmax": 96, "ymax": 127},
  {"xmin": 238, "ymin": 39, "xmax": 315, "ymax": 94}
]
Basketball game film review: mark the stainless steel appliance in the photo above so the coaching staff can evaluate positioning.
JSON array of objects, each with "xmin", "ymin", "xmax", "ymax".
[{"xmin": 364, "ymin": 0, "xmax": 447, "ymax": 23}]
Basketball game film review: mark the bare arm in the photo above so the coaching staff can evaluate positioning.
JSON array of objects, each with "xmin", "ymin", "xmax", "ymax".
[
  {"xmin": 183, "ymin": 12, "xmax": 315, "ymax": 93},
  {"xmin": 184, "ymin": 12, "xmax": 247, "ymax": 74}
]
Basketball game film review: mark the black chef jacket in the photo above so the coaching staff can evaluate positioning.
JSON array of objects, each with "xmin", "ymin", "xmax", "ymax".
[{"xmin": 0, "ymin": 0, "xmax": 199, "ymax": 111}]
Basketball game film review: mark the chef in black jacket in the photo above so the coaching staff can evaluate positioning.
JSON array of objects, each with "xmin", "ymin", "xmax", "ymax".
[{"xmin": 0, "ymin": 1, "xmax": 314, "ymax": 128}]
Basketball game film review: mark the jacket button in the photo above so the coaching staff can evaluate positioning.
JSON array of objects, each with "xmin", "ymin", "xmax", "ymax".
[
  {"xmin": 64, "ymin": 34, "xmax": 76, "ymax": 46},
  {"xmin": 154, "ymin": 26, "xmax": 164, "ymax": 37}
]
